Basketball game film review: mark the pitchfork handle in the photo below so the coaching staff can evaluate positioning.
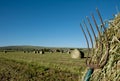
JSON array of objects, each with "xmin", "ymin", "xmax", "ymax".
[{"xmin": 83, "ymin": 68, "xmax": 94, "ymax": 81}]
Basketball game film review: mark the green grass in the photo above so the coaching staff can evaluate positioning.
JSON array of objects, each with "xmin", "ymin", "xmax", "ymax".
[{"xmin": 0, "ymin": 52, "xmax": 87, "ymax": 81}]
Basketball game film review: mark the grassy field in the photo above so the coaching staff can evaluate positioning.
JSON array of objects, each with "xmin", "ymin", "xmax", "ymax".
[{"xmin": 0, "ymin": 52, "xmax": 87, "ymax": 81}]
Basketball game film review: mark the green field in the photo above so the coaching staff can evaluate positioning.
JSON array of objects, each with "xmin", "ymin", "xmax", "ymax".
[{"xmin": 0, "ymin": 52, "xmax": 87, "ymax": 81}]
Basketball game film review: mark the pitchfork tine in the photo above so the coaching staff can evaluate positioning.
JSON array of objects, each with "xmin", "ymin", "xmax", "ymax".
[
  {"xmin": 83, "ymin": 20, "xmax": 94, "ymax": 49},
  {"xmin": 83, "ymin": 20, "xmax": 94, "ymax": 66},
  {"xmin": 86, "ymin": 16, "xmax": 97, "ymax": 45},
  {"xmin": 91, "ymin": 13, "xmax": 101, "ymax": 39},
  {"xmin": 86, "ymin": 16, "xmax": 97, "ymax": 64},
  {"xmin": 91, "ymin": 13, "xmax": 103, "ymax": 66},
  {"xmin": 96, "ymin": 8, "xmax": 110, "ymax": 68},
  {"xmin": 80, "ymin": 23, "xmax": 90, "ymax": 66},
  {"xmin": 96, "ymin": 8, "xmax": 106, "ymax": 31},
  {"xmin": 96, "ymin": 8, "xmax": 108, "ymax": 43}
]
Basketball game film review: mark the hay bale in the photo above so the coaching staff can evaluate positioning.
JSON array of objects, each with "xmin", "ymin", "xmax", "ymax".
[
  {"xmin": 23, "ymin": 51, "xmax": 26, "ymax": 53},
  {"xmin": 67, "ymin": 51, "xmax": 71, "ymax": 54},
  {"xmin": 84, "ymin": 14, "xmax": 120, "ymax": 81},
  {"xmin": 34, "ymin": 51, "xmax": 37, "ymax": 54},
  {"xmin": 4, "ymin": 50, "xmax": 7, "ymax": 53},
  {"xmin": 39, "ymin": 51, "xmax": 44, "ymax": 54},
  {"xmin": 80, "ymin": 51, "xmax": 84, "ymax": 58},
  {"xmin": 71, "ymin": 49, "xmax": 84, "ymax": 59}
]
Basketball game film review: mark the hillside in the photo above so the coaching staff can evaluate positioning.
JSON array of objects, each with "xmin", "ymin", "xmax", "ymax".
[{"xmin": 0, "ymin": 46, "xmax": 45, "ymax": 51}]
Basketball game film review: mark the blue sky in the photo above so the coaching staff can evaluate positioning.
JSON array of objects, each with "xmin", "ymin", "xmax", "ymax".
[{"xmin": 0, "ymin": 0, "xmax": 120, "ymax": 48}]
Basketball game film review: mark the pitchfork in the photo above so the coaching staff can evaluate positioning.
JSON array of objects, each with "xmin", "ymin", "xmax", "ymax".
[{"xmin": 80, "ymin": 8, "xmax": 110, "ymax": 81}]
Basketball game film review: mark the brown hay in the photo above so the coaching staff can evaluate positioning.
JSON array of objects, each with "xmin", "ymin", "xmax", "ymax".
[{"xmin": 88, "ymin": 14, "xmax": 120, "ymax": 81}]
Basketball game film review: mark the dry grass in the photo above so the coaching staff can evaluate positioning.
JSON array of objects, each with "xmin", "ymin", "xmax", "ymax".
[{"xmin": 0, "ymin": 51, "xmax": 87, "ymax": 81}]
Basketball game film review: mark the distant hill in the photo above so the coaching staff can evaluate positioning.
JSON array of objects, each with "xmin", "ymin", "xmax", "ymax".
[
  {"xmin": 0, "ymin": 45, "xmax": 45, "ymax": 51},
  {"xmin": 0, "ymin": 45, "xmax": 87, "ymax": 52}
]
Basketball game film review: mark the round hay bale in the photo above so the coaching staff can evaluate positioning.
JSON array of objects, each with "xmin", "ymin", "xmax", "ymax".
[
  {"xmin": 39, "ymin": 51, "xmax": 44, "ymax": 54},
  {"xmin": 4, "ymin": 50, "xmax": 7, "ymax": 53},
  {"xmin": 23, "ymin": 51, "xmax": 26, "ymax": 53},
  {"xmin": 34, "ymin": 51, "xmax": 37, "ymax": 54},
  {"xmin": 67, "ymin": 51, "xmax": 71, "ymax": 54},
  {"xmin": 80, "ymin": 51, "xmax": 84, "ymax": 58},
  {"xmin": 71, "ymin": 49, "xmax": 82, "ymax": 59}
]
